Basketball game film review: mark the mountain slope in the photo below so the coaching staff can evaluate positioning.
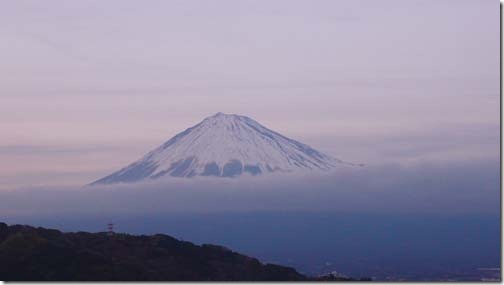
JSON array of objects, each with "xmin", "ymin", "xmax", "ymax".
[
  {"xmin": 0, "ymin": 223, "xmax": 367, "ymax": 281},
  {"xmin": 92, "ymin": 113, "xmax": 353, "ymax": 184}
]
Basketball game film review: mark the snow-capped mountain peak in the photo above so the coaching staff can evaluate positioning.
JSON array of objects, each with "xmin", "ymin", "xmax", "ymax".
[{"xmin": 91, "ymin": 113, "xmax": 352, "ymax": 184}]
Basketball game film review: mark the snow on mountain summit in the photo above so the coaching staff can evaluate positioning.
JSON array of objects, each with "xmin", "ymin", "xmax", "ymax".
[{"xmin": 91, "ymin": 113, "xmax": 353, "ymax": 184}]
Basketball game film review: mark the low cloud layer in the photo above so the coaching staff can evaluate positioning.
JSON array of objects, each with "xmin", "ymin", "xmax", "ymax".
[{"xmin": 0, "ymin": 159, "xmax": 499, "ymax": 219}]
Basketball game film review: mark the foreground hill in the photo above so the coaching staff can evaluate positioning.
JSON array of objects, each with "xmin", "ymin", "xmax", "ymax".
[{"xmin": 0, "ymin": 223, "xmax": 366, "ymax": 281}]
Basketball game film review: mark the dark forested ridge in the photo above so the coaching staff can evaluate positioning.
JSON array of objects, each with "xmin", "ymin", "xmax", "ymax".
[{"xmin": 0, "ymin": 222, "xmax": 368, "ymax": 281}]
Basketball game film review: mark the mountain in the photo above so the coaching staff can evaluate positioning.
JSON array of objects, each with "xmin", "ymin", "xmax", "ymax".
[
  {"xmin": 0, "ymin": 223, "xmax": 368, "ymax": 281},
  {"xmin": 92, "ymin": 112, "xmax": 354, "ymax": 184}
]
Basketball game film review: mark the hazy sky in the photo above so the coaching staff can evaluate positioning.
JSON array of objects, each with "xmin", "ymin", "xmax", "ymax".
[{"xmin": 0, "ymin": 0, "xmax": 499, "ymax": 188}]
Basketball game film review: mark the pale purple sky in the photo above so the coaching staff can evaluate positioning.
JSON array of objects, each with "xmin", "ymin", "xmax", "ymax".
[{"xmin": 0, "ymin": 0, "xmax": 499, "ymax": 188}]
